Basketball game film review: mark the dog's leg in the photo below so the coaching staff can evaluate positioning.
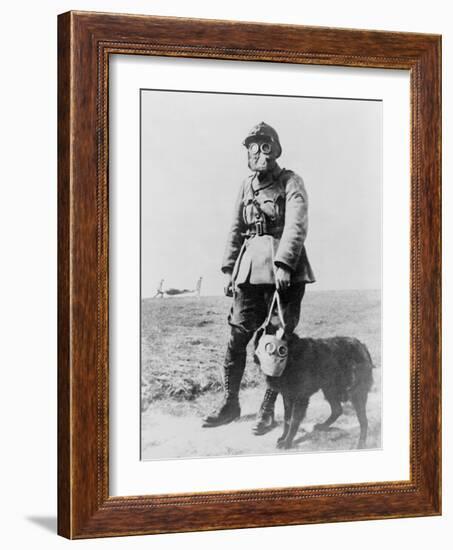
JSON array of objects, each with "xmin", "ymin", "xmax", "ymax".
[
  {"xmin": 351, "ymin": 389, "xmax": 368, "ymax": 449},
  {"xmin": 277, "ymin": 393, "xmax": 292, "ymax": 444},
  {"xmin": 276, "ymin": 397, "xmax": 309, "ymax": 449},
  {"xmin": 314, "ymin": 389, "xmax": 343, "ymax": 431}
]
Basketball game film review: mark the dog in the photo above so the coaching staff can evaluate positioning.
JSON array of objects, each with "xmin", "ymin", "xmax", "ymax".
[{"xmin": 259, "ymin": 334, "xmax": 374, "ymax": 450}]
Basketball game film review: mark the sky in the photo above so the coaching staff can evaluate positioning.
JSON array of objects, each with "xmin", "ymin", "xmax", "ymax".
[{"xmin": 141, "ymin": 89, "xmax": 382, "ymax": 297}]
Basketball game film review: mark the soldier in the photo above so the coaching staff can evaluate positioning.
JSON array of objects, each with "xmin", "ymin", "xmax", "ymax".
[
  {"xmin": 153, "ymin": 279, "xmax": 165, "ymax": 298},
  {"xmin": 202, "ymin": 122, "xmax": 315, "ymax": 434}
]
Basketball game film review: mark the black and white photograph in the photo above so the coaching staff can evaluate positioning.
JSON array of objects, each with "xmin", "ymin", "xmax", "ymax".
[
  {"xmin": 1, "ymin": 0, "xmax": 446, "ymax": 546},
  {"xmin": 140, "ymin": 89, "xmax": 382, "ymax": 460}
]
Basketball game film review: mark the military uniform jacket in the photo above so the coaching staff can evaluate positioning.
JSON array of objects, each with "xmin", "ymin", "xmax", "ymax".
[{"xmin": 222, "ymin": 164, "xmax": 316, "ymax": 286}]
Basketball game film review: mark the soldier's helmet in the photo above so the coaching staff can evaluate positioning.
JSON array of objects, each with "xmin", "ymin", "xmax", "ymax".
[{"xmin": 243, "ymin": 122, "xmax": 282, "ymax": 158}]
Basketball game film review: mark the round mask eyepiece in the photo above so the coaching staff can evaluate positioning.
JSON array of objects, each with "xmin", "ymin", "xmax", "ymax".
[
  {"xmin": 260, "ymin": 141, "xmax": 272, "ymax": 154},
  {"xmin": 277, "ymin": 345, "xmax": 288, "ymax": 357},
  {"xmin": 265, "ymin": 342, "xmax": 276, "ymax": 354},
  {"xmin": 249, "ymin": 142, "xmax": 259, "ymax": 154}
]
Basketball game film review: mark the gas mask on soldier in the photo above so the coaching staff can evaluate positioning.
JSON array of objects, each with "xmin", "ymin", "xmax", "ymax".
[{"xmin": 247, "ymin": 139, "xmax": 277, "ymax": 173}]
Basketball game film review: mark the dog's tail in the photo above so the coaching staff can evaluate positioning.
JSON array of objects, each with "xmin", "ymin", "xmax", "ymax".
[{"xmin": 348, "ymin": 339, "xmax": 374, "ymax": 395}]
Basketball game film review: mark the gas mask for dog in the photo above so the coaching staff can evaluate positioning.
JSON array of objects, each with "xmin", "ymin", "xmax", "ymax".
[{"xmin": 255, "ymin": 291, "xmax": 289, "ymax": 377}]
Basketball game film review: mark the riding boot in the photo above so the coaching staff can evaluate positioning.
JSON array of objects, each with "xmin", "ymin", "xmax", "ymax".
[
  {"xmin": 252, "ymin": 388, "xmax": 278, "ymax": 435},
  {"xmin": 202, "ymin": 331, "xmax": 248, "ymax": 428}
]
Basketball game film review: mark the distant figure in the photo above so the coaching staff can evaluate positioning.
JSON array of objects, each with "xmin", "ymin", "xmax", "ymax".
[
  {"xmin": 153, "ymin": 277, "xmax": 203, "ymax": 298},
  {"xmin": 153, "ymin": 279, "xmax": 165, "ymax": 298},
  {"xmin": 196, "ymin": 277, "xmax": 203, "ymax": 298}
]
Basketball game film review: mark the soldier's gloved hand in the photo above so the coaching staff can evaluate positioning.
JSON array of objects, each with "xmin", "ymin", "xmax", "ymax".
[
  {"xmin": 275, "ymin": 266, "xmax": 291, "ymax": 292},
  {"xmin": 223, "ymin": 272, "xmax": 233, "ymax": 297}
]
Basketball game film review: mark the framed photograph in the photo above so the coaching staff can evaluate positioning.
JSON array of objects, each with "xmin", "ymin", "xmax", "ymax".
[{"xmin": 58, "ymin": 11, "xmax": 441, "ymax": 538}]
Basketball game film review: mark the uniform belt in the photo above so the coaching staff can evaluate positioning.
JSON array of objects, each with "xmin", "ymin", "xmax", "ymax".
[{"xmin": 242, "ymin": 224, "xmax": 282, "ymax": 239}]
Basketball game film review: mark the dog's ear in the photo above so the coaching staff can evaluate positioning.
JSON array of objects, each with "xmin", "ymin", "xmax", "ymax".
[{"xmin": 291, "ymin": 334, "xmax": 305, "ymax": 360}]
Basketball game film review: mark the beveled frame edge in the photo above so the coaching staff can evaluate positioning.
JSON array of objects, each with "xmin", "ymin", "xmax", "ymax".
[{"xmin": 57, "ymin": 10, "xmax": 441, "ymax": 539}]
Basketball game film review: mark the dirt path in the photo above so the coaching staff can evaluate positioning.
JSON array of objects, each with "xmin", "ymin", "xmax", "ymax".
[{"xmin": 141, "ymin": 374, "xmax": 381, "ymax": 460}]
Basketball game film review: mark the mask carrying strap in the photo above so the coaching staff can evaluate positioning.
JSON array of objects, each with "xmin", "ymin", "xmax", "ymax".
[
  {"xmin": 262, "ymin": 290, "xmax": 286, "ymax": 330},
  {"xmin": 262, "ymin": 239, "xmax": 287, "ymax": 331}
]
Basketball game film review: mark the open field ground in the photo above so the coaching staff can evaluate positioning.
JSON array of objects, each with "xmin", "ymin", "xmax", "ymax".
[{"xmin": 141, "ymin": 289, "xmax": 381, "ymax": 459}]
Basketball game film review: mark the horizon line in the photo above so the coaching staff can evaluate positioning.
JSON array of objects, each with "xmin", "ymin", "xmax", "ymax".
[{"xmin": 141, "ymin": 288, "xmax": 381, "ymax": 300}]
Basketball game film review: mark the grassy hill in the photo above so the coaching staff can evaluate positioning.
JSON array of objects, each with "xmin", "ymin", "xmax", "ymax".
[{"xmin": 141, "ymin": 289, "xmax": 381, "ymax": 412}]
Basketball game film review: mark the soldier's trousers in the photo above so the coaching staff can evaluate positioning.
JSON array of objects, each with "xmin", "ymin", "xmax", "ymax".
[{"xmin": 223, "ymin": 283, "xmax": 306, "ymax": 397}]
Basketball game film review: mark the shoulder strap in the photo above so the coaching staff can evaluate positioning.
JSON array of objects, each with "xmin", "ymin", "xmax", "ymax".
[{"xmin": 242, "ymin": 175, "xmax": 256, "ymax": 201}]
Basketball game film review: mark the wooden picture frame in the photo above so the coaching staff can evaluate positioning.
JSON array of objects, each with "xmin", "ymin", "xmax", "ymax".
[{"xmin": 58, "ymin": 10, "xmax": 441, "ymax": 539}]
